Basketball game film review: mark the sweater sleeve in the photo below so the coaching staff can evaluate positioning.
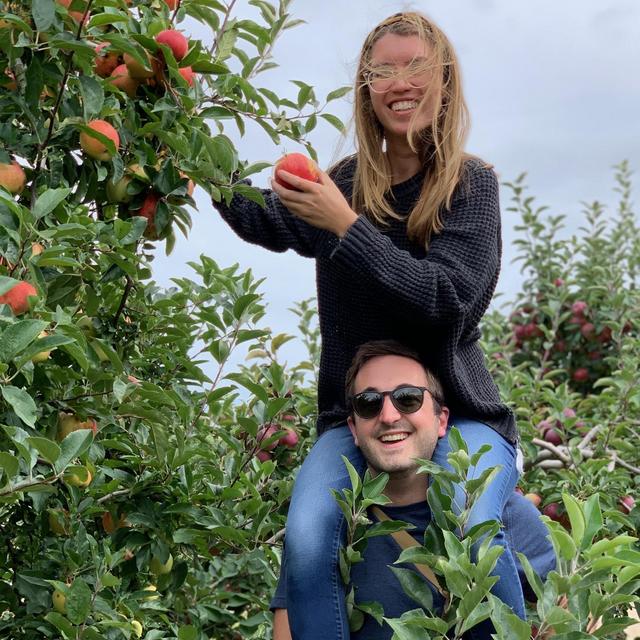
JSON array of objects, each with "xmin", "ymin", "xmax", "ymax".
[
  {"xmin": 329, "ymin": 163, "xmax": 501, "ymax": 325},
  {"xmin": 213, "ymin": 183, "xmax": 320, "ymax": 258}
]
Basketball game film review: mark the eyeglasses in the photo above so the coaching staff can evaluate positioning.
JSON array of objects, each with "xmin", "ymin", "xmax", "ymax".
[
  {"xmin": 364, "ymin": 60, "xmax": 433, "ymax": 94},
  {"xmin": 350, "ymin": 385, "xmax": 436, "ymax": 419}
]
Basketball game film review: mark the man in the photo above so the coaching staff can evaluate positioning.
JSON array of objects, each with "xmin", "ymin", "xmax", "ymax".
[{"xmin": 273, "ymin": 340, "xmax": 555, "ymax": 639}]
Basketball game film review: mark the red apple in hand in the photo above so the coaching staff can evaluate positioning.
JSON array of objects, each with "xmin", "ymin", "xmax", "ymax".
[{"xmin": 274, "ymin": 153, "xmax": 321, "ymax": 190}]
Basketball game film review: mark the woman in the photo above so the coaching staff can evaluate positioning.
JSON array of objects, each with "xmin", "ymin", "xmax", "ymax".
[{"xmin": 214, "ymin": 12, "xmax": 522, "ymax": 639}]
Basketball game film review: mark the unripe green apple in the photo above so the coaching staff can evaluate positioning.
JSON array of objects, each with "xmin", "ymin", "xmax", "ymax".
[
  {"xmin": 131, "ymin": 620, "xmax": 143, "ymax": 638},
  {"xmin": 63, "ymin": 465, "xmax": 92, "ymax": 488},
  {"xmin": 48, "ymin": 508, "xmax": 70, "ymax": 536},
  {"xmin": 143, "ymin": 584, "xmax": 160, "ymax": 600},
  {"xmin": 52, "ymin": 589, "xmax": 66, "ymax": 614},
  {"xmin": 57, "ymin": 412, "xmax": 98, "ymax": 441},
  {"xmin": 31, "ymin": 330, "xmax": 52, "ymax": 363},
  {"xmin": 149, "ymin": 552, "xmax": 173, "ymax": 575}
]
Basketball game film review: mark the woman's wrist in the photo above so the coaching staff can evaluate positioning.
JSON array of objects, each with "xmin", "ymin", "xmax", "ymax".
[{"xmin": 334, "ymin": 207, "xmax": 358, "ymax": 238}]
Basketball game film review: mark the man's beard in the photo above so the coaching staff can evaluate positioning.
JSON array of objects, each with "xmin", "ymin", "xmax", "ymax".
[{"xmin": 358, "ymin": 427, "xmax": 438, "ymax": 476}]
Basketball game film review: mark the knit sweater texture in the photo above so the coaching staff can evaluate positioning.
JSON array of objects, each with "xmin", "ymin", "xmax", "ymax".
[{"xmin": 214, "ymin": 156, "xmax": 517, "ymax": 443}]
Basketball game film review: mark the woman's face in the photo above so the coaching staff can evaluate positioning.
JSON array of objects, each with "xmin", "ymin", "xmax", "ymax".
[{"xmin": 366, "ymin": 33, "xmax": 438, "ymax": 147}]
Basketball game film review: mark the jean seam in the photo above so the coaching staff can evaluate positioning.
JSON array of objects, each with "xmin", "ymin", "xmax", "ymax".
[{"xmin": 331, "ymin": 495, "xmax": 346, "ymax": 640}]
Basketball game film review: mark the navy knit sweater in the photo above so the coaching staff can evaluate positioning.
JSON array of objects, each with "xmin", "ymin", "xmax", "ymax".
[{"xmin": 214, "ymin": 156, "xmax": 517, "ymax": 443}]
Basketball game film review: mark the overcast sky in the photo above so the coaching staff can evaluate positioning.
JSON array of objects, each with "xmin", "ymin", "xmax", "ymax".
[{"xmin": 151, "ymin": 0, "xmax": 640, "ymax": 365}]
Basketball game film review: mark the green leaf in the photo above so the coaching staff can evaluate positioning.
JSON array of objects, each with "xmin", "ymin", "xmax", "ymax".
[
  {"xmin": 1, "ymin": 385, "xmax": 37, "ymax": 427},
  {"xmin": 33, "ymin": 188, "xmax": 71, "ymax": 219},
  {"xmin": 16, "ymin": 334, "xmax": 75, "ymax": 367},
  {"xmin": 100, "ymin": 572, "xmax": 121, "ymax": 588},
  {"xmin": 515, "ymin": 552, "xmax": 545, "ymax": 602},
  {"xmin": 365, "ymin": 519, "xmax": 412, "ymax": 539},
  {"xmin": 562, "ymin": 492, "xmax": 586, "ymax": 549},
  {"xmin": 487, "ymin": 595, "xmax": 531, "ymax": 639},
  {"xmin": 343, "ymin": 456, "xmax": 362, "ymax": 497},
  {"xmin": 356, "ymin": 601, "xmax": 385, "ymax": 625},
  {"xmin": 0, "ymin": 320, "xmax": 48, "ymax": 362},
  {"xmin": 78, "ymin": 75, "xmax": 105, "ymax": 120},
  {"xmin": 581, "ymin": 493, "xmax": 603, "ymax": 549},
  {"xmin": 320, "ymin": 113, "xmax": 346, "ymax": 133},
  {"xmin": 363, "ymin": 470, "xmax": 389, "ymax": 500},
  {"xmin": 25, "ymin": 437, "xmax": 60, "ymax": 465},
  {"xmin": 0, "ymin": 452, "xmax": 20, "ymax": 479},
  {"xmin": 390, "ymin": 566, "xmax": 435, "ymax": 611},
  {"xmin": 55, "ymin": 429, "xmax": 94, "ymax": 473},
  {"xmin": 178, "ymin": 626, "xmax": 198, "ymax": 640},
  {"xmin": 65, "ymin": 578, "xmax": 92, "ymax": 625},
  {"xmin": 44, "ymin": 612, "xmax": 75, "ymax": 638},
  {"xmin": 32, "ymin": 0, "xmax": 55, "ymax": 31},
  {"xmin": 325, "ymin": 86, "xmax": 352, "ymax": 102}
]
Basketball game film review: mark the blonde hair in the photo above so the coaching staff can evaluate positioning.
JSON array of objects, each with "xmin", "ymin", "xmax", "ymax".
[{"xmin": 352, "ymin": 12, "xmax": 471, "ymax": 248}]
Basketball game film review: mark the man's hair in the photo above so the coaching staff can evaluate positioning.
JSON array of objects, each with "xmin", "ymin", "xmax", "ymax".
[{"xmin": 345, "ymin": 340, "xmax": 445, "ymax": 415}]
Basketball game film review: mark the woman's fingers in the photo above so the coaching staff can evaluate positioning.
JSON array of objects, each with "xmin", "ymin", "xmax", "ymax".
[{"xmin": 274, "ymin": 169, "xmax": 320, "ymax": 193}]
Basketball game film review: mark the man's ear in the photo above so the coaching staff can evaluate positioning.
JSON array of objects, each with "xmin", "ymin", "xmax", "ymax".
[
  {"xmin": 347, "ymin": 415, "xmax": 359, "ymax": 446},
  {"xmin": 437, "ymin": 406, "xmax": 449, "ymax": 438}
]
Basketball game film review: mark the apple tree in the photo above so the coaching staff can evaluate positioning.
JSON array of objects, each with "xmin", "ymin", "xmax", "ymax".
[{"xmin": 0, "ymin": 0, "xmax": 343, "ymax": 637}]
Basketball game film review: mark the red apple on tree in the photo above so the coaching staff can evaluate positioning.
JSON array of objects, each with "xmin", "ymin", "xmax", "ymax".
[
  {"xmin": 155, "ymin": 29, "xmax": 189, "ymax": 61},
  {"xmin": 139, "ymin": 192, "xmax": 162, "ymax": 239},
  {"xmin": 123, "ymin": 52, "xmax": 156, "ymax": 79},
  {"xmin": 80, "ymin": 119, "xmax": 120, "ymax": 161},
  {"xmin": 274, "ymin": 153, "xmax": 321, "ymax": 190},
  {"xmin": 571, "ymin": 300, "xmax": 588, "ymax": 316},
  {"xmin": 544, "ymin": 429, "xmax": 562, "ymax": 446},
  {"xmin": 572, "ymin": 368, "xmax": 589, "ymax": 383},
  {"xmin": 110, "ymin": 64, "xmax": 139, "ymax": 98},
  {"xmin": 619, "ymin": 495, "xmax": 635, "ymax": 514},
  {"xmin": 94, "ymin": 43, "xmax": 120, "ymax": 77},
  {"xmin": 256, "ymin": 424, "xmax": 279, "ymax": 451},
  {"xmin": 279, "ymin": 428, "xmax": 299, "ymax": 448},
  {"xmin": 0, "ymin": 281, "xmax": 38, "ymax": 315},
  {"xmin": 256, "ymin": 450, "xmax": 272, "ymax": 463},
  {"xmin": 524, "ymin": 493, "xmax": 542, "ymax": 507},
  {"xmin": 57, "ymin": 412, "xmax": 98, "ymax": 441},
  {"xmin": 0, "ymin": 161, "xmax": 26, "ymax": 194},
  {"xmin": 580, "ymin": 322, "xmax": 595, "ymax": 338},
  {"xmin": 178, "ymin": 66, "xmax": 196, "ymax": 86},
  {"xmin": 543, "ymin": 502, "xmax": 562, "ymax": 522}
]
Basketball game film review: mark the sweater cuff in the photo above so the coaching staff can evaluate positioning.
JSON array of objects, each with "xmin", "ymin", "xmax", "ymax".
[{"xmin": 329, "ymin": 215, "xmax": 379, "ymax": 266}]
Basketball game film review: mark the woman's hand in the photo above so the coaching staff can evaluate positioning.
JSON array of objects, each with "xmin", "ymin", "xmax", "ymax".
[{"xmin": 271, "ymin": 169, "xmax": 358, "ymax": 238}]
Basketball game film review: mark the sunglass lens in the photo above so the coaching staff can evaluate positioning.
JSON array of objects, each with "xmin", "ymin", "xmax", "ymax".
[
  {"xmin": 392, "ymin": 386, "xmax": 424, "ymax": 413},
  {"xmin": 353, "ymin": 391, "xmax": 383, "ymax": 418}
]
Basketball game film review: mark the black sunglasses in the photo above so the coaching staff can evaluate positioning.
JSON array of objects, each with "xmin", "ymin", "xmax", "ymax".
[{"xmin": 350, "ymin": 385, "xmax": 435, "ymax": 419}]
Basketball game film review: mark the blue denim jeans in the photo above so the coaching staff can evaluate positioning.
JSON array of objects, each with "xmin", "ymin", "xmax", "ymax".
[{"xmin": 284, "ymin": 418, "xmax": 523, "ymax": 639}]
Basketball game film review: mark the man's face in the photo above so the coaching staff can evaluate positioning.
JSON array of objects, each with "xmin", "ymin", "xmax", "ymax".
[{"xmin": 347, "ymin": 355, "xmax": 449, "ymax": 476}]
